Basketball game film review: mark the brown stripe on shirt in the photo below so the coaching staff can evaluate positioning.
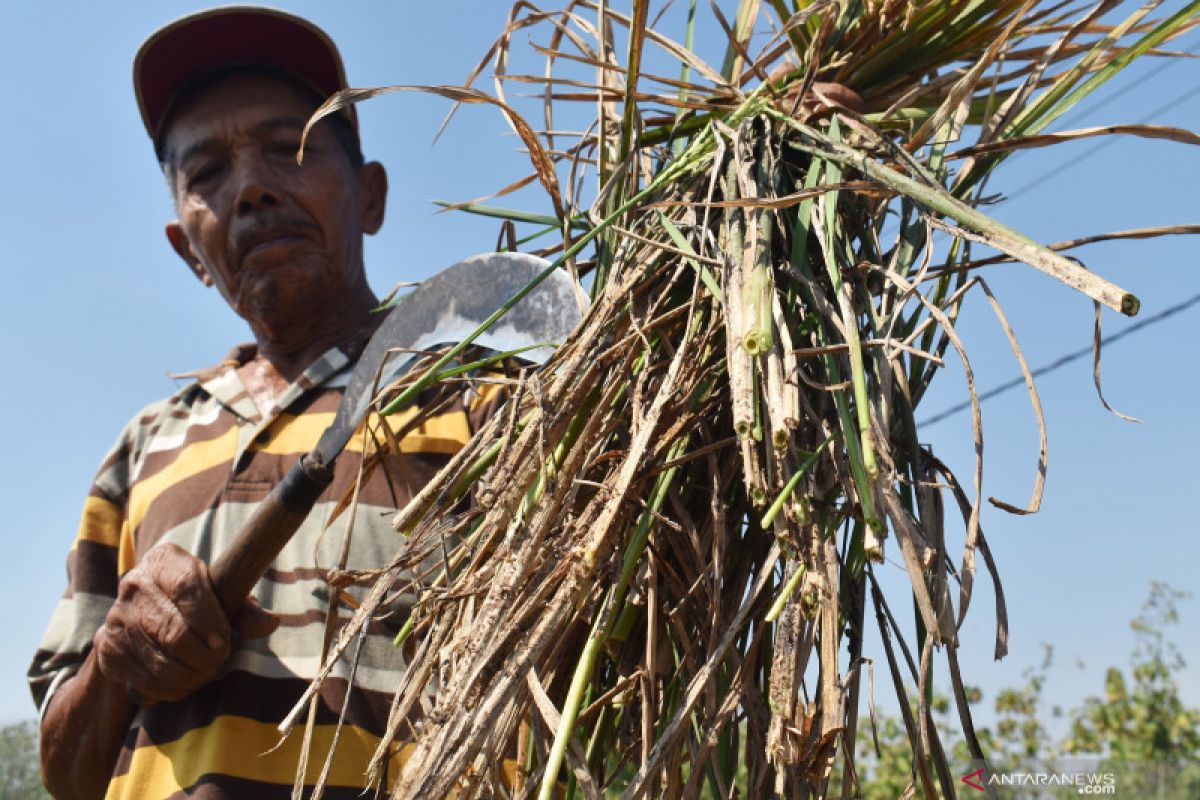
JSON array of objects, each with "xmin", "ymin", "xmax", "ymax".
[
  {"xmin": 67, "ymin": 540, "xmax": 120, "ymax": 598},
  {"xmin": 126, "ymin": 669, "xmax": 412, "ymax": 748},
  {"xmin": 30, "ymin": 343, "xmax": 509, "ymax": 797}
]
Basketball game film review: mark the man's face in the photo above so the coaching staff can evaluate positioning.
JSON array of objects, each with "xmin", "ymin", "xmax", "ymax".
[{"xmin": 162, "ymin": 72, "xmax": 386, "ymax": 339}]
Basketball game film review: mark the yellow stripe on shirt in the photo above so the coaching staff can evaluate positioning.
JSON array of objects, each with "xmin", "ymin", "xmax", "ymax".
[
  {"xmin": 365, "ymin": 408, "xmax": 471, "ymax": 455},
  {"xmin": 104, "ymin": 716, "xmax": 410, "ymax": 798},
  {"xmin": 126, "ymin": 405, "xmax": 472, "ymax": 535},
  {"xmin": 254, "ymin": 410, "xmax": 472, "ymax": 457},
  {"xmin": 126, "ymin": 427, "xmax": 239, "ymax": 533},
  {"xmin": 71, "ymin": 495, "xmax": 124, "ymax": 550},
  {"xmin": 117, "ymin": 521, "xmax": 136, "ymax": 577},
  {"xmin": 252, "ymin": 412, "xmax": 344, "ymax": 455}
]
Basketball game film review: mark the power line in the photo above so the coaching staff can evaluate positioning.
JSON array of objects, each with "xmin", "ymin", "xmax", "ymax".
[
  {"xmin": 1031, "ymin": 37, "xmax": 1200, "ymax": 138},
  {"xmin": 1003, "ymin": 36, "xmax": 1200, "ymax": 200},
  {"xmin": 1006, "ymin": 82, "xmax": 1200, "ymax": 199},
  {"xmin": 915, "ymin": 38, "xmax": 1200, "ymax": 426},
  {"xmin": 919, "ymin": 290, "xmax": 1200, "ymax": 426}
]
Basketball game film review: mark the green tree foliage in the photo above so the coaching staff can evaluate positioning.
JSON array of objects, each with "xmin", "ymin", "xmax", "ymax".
[
  {"xmin": 976, "ymin": 645, "xmax": 1060, "ymax": 775},
  {"xmin": 844, "ymin": 584, "xmax": 1198, "ymax": 799},
  {"xmin": 6, "ymin": 585, "xmax": 1193, "ymax": 799},
  {"xmin": 1062, "ymin": 582, "xmax": 1200, "ymax": 798},
  {"xmin": 845, "ymin": 715, "xmax": 925, "ymax": 799},
  {"xmin": 0, "ymin": 720, "xmax": 49, "ymax": 799}
]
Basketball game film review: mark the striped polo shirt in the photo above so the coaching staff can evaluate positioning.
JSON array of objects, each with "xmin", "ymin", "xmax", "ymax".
[{"xmin": 29, "ymin": 339, "xmax": 502, "ymax": 798}]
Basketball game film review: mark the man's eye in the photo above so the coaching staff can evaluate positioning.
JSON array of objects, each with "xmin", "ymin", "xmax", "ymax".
[
  {"xmin": 185, "ymin": 164, "xmax": 223, "ymax": 188},
  {"xmin": 268, "ymin": 142, "xmax": 303, "ymax": 157}
]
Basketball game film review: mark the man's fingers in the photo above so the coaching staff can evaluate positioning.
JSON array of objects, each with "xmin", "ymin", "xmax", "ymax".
[
  {"xmin": 150, "ymin": 544, "xmax": 230, "ymax": 648},
  {"xmin": 132, "ymin": 546, "xmax": 230, "ymax": 673},
  {"xmin": 138, "ymin": 593, "xmax": 230, "ymax": 675},
  {"xmin": 96, "ymin": 543, "xmax": 235, "ymax": 701},
  {"xmin": 122, "ymin": 625, "xmax": 207, "ymax": 702},
  {"xmin": 94, "ymin": 621, "xmax": 189, "ymax": 704},
  {"xmin": 100, "ymin": 542, "xmax": 283, "ymax": 704}
]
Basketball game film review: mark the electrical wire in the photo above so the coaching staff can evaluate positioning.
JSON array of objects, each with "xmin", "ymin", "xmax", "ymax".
[
  {"xmin": 1003, "ymin": 36, "xmax": 1200, "ymax": 199},
  {"xmin": 919, "ymin": 290, "xmax": 1200, "ymax": 426},
  {"xmin": 918, "ymin": 36, "xmax": 1200, "ymax": 425}
]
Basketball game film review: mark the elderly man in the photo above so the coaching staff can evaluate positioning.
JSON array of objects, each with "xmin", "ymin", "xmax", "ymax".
[{"xmin": 29, "ymin": 8, "xmax": 496, "ymax": 798}]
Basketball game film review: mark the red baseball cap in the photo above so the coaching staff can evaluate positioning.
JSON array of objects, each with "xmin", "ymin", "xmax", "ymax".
[{"xmin": 134, "ymin": 6, "xmax": 356, "ymax": 143}]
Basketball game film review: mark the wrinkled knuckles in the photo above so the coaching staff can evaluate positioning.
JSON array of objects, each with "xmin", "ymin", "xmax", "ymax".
[
  {"xmin": 94, "ymin": 623, "xmax": 132, "ymax": 683},
  {"xmin": 127, "ymin": 626, "xmax": 172, "ymax": 674},
  {"xmin": 149, "ymin": 612, "xmax": 189, "ymax": 651},
  {"xmin": 115, "ymin": 572, "xmax": 147, "ymax": 603}
]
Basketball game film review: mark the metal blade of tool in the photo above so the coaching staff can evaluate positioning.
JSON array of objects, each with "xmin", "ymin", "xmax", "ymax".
[
  {"xmin": 313, "ymin": 251, "xmax": 582, "ymax": 465},
  {"xmin": 209, "ymin": 251, "xmax": 584, "ymax": 615}
]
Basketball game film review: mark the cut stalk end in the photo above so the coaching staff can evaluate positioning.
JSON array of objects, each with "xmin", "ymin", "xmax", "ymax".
[
  {"xmin": 801, "ymin": 592, "xmax": 819, "ymax": 620},
  {"xmin": 864, "ymin": 518, "xmax": 886, "ymax": 563},
  {"xmin": 751, "ymin": 485, "xmax": 769, "ymax": 507},
  {"xmin": 742, "ymin": 328, "xmax": 773, "ymax": 355}
]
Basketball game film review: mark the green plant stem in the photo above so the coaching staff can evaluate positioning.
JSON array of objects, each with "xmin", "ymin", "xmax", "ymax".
[
  {"xmin": 608, "ymin": 438, "xmax": 690, "ymax": 631},
  {"xmin": 761, "ymin": 434, "xmax": 834, "ymax": 529},
  {"xmin": 537, "ymin": 605, "xmax": 609, "ymax": 800},
  {"xmin": 765, "ymin": 562, "xmax": 808, "ymax": 623},
  {"xmin": 656, "ymin": 211, "xmax": 725, "ymax": 303},
  {"xmin": 672, "ymin": 0, "xmax": 698, "ymax": 157},
  {"xmin": 815, "ymin": 119, "xmax": 879, "ymax": 481},
  {"xmin": 774, "ymin": 110, "xmax": 1141, "ymax": 315},
  {"xmin": 448, "ymin": 411, "xmax": 531, "ymax": 499},
  {"xmin": 432, "ymin": 200, "xmax": 589, "ymax": 230},
  {"xmin": 390, "ymin": 616, "xmax": 415, "ymax": 648},
  {"xmin": 786, "ymin": 153, "xmax": 882, "ymax": 543},
  {"xmin": 619, "ymin": 0, "xmax": 650, "ymax": 166},
  {"xmin": 537, "ymin": 433, "xmax": 687, "ymax": 799}
]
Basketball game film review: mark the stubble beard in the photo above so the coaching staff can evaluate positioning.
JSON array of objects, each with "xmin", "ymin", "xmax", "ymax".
[{"xmin": 235, "ymin": 264, "xmax": 331, "ymax": 348}]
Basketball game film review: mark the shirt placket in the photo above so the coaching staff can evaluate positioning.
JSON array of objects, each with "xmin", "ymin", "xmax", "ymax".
[{"xmin": 196, "ymin": 347, "xmax": 353, "ymax": 472}]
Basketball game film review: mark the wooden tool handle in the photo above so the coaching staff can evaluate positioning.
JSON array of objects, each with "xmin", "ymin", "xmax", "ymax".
[{"xmin": 209, "ymin": 452, "xmax": 334, "ymax": 616}]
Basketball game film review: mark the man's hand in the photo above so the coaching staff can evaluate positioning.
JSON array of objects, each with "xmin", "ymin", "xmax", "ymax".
[
  {"xmin": 93, "ymin": 543, "xmax": 277, "ymax": 704},
  {"xmin": 41, "ymin": 544, "xmax": 278, "ymax": 798}
]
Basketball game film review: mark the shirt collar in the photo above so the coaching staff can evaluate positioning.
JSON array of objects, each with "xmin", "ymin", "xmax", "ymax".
[{"xmin": 172, "ymin": 334, "xmax": 371, "ymax": 425}]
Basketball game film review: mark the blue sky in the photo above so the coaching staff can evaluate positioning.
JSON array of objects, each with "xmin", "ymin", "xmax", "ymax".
[{"xmin": 1, "ymin": 1, "xmax": 1196, "ymax": 739}]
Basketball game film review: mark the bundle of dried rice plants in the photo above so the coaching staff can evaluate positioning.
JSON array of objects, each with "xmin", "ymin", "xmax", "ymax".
[{"xmin": 293, "ymin": 2, "xmax": 1200, "ymax": 797}]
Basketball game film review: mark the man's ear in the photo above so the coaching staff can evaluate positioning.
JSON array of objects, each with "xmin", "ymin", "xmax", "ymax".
[
  {"xmin": 359, "ymin": 161, "xmax": 388, "ymax": 235},
  {"xmin": 165, "ymin": 221, "xmax": 213, "ymax": 286}
]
